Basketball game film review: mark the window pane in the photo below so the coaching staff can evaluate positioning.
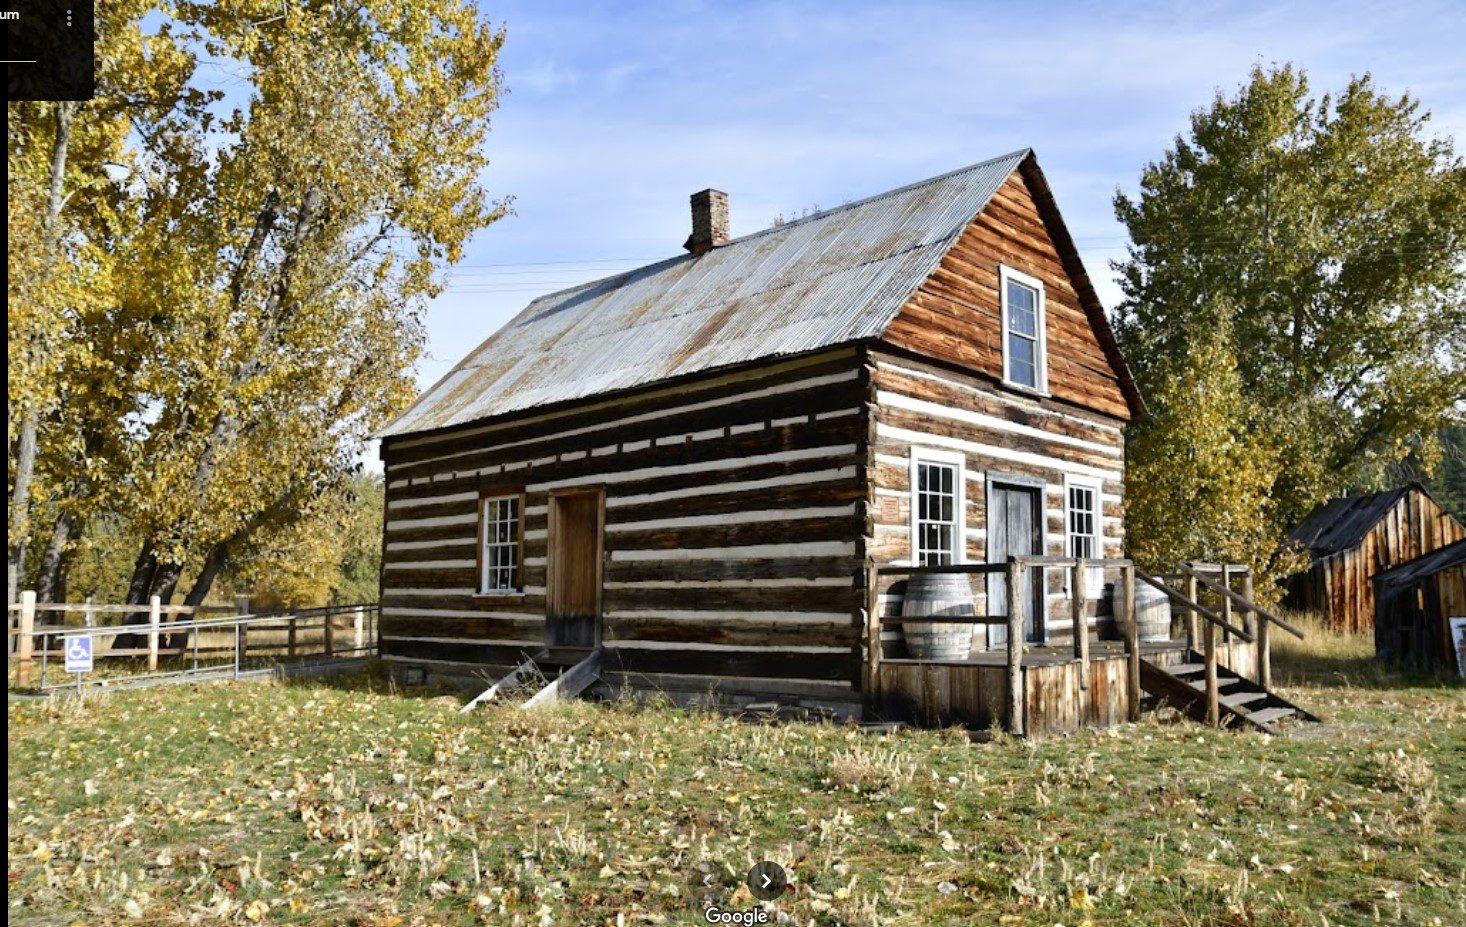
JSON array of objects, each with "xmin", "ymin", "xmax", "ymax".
[
  {"xmin": 1008, "ymin": 343, "xmax": 1036, "ymax": 388},
  {"xmin": 1007, "ymin": 279, "xmax": 1035, "ymax": 311},
  {"xmin": 1007, "ymin": 282, "xmax": 1037, "ymax": 335}
]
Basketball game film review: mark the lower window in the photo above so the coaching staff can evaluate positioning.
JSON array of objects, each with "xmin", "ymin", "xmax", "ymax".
[
  {"xmin": 1065, "ymin": 477, "xmax": 1102, "ymax": 589},
  {"xmin": 479, "ymin": 493, "xmax": 522, "ymax": 594},
  {"xmin": 910, "ymin": 451, "xmax": 965, "ymax": 566}
]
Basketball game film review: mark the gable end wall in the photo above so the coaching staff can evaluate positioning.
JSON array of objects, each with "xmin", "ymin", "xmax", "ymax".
[{"xmin": 882, "ymin": 169, "xmax": 1130, "ymax": 420}]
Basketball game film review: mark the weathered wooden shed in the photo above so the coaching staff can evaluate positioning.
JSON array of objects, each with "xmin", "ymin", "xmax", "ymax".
[
  {"xmin": 1285, "ymin": 485, "xmax": 1464, "ymax": 633},
  {"xmin": 1372, "ymin": 539, "xmax": 1466, "ymax": 672},
  {"xmin": 376, "ymin": 149, "xmax": 1167, "ymax": 727}
]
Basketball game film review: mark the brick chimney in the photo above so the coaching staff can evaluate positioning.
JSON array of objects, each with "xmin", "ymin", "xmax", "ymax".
[{"xmin": 684, "ymin": 188, "xmax": 729, "ymax": 256}]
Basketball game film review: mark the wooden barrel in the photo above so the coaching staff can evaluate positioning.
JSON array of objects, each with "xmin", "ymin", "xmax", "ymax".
[
  {"xmin": 901, "ymin": 572, "xmax": 976, "ymax": 661},
  {"xmin": 1114, "ymin": 581, "xmax": 1172, "ymax": 642}
]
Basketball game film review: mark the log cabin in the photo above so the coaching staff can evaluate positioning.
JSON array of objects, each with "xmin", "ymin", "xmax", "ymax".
[
  {"xmin": 1285, "ymin": 485, "xmax": 1464, "ymax": 634},
  {"xmin": 375, "ymin": 149, "xmax": 1154, "ymax": 726}
]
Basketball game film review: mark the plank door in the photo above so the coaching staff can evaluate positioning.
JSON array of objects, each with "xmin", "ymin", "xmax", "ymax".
[
  {"xmin": 547, "ymin": 487, "xmax": 605, "ymax": 649},
  {"xmin": 987, "ymin": 481, "xmax": 1045, "ymax": 647}
]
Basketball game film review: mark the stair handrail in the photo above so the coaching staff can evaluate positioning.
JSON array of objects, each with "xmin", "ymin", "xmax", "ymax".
[
  {"xmin": 1177, "ymin": 564, "xmax": 1305, "ymax": 640},
  {"xmin": 1133, "ymin": 569, "xmax": 1253, "ymax": 642}
]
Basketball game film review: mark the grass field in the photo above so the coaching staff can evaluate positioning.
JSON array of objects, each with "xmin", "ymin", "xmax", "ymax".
[{"xmin": 7, "ymin": 628, "xmax": 1464, "ymax": 926}]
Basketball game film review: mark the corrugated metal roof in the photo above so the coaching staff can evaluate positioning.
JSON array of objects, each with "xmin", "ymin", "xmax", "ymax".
[
  {"xmin": 1289, "ymin": 486, "xmax": 1415, "ymax": 558},
  {"xmin": 1374, "ymin": 538, "xmax": 1466, "ymax": 586},
  {"xmin": 379, "ymin": 149, "xmax": 1030, "ymax": 437}
]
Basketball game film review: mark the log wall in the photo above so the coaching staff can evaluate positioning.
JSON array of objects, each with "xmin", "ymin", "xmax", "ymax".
[
  {"xmin": 379, "ymin": 347, "xmax": 869, "ymax": 714},
  {"xmin": 866, "ymin": 348, "xmax": 1127, "ymax": 650}
]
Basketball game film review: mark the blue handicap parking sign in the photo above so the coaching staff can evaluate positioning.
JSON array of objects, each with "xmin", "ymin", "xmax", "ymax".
[{"xmin": 65, "ymin": 635, "xmax": 94, "ymax": 673}]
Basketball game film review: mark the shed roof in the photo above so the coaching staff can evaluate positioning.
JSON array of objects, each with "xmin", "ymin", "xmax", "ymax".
[
  {"xmin": 380, "ymin": 150, "xmax": 1135, "ymax": 439},
  {"xmin": 1289, "ymin": 485, "xmax": 1423, "ymax": 558},
  {"xmin": 1374, "ymin": 538, "xmax": 1466, "ymax": 587}
]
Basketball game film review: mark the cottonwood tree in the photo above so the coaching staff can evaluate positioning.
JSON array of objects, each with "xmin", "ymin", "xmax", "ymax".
[
  {"xmin": 1114, "ymin": 65, "xmax": 1466, "ymax": 576},
  {"xmin": 1122, "ymin": 303, "xmax": 1306, "ymax": 594},
  {"xmin": 8, "ymin": 0, "xmax": 506, "ymax": 607},
  {"xmin": 6, "ymin": 0, "xmax": 200, "ymax": 603},
  {"xmin": 118, "ymin": 0, "xmax": 505, "ymax": 605}
]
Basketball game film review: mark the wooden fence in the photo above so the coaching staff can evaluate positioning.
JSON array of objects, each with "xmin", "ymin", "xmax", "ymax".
[{"xmin": 8, "ymin": 591, "xmax": 378, "ymax": 691}]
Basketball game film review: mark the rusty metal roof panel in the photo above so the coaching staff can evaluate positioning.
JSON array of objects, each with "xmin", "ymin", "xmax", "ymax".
[{"xmin": 380, "ymin": 150, "xmax": 1029, "ymax": 437}]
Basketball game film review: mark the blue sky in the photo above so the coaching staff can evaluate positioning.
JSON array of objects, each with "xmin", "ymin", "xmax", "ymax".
[{"xmin": 420, "ymin": 0, "xmax": 1465, "ymax": 395}]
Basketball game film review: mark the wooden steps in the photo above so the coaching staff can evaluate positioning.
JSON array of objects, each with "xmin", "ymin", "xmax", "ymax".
[
  {"xmin": 521, "ymin": 649, "xmax": 603, "ymax": 710},
  {"xmin": 1140, "ymin": 650, "xmax": 1321, "ymax": 735},
  {"xmin": 459, "ymin": 650, "xmax": 548, "ymax": 713}
]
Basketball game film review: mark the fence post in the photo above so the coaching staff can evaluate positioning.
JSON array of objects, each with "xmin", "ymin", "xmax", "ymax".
[
  {"xmin": 83, "ymin": 596, "xmax": 95, "ymax": 627},
  {"xmin": 1185, "ymin": 573, "xmax": 1200, "ymax": 651},
  {"xmin": 237, "ymin": 621, "xmax": 249, "ymax": 674},
  {"xmin": 288, "ymin": 616, "xmax": 298, "ymax": 658},
  {"xmin": 1257, "ymin": 611, "xmax": 1272, "ymax": 691},
  {"xmin": 1071, "ymin": 563, "xmax": 1089, "ymax": 693},
  {"xmin": 148, "ymin": 595, "xmax": 161, "ymax": 672},
  {"xmin": 1006, "ymin": 561, "xmax": 1025, "ymax": 737},
  {"xmin": 17, "ymin": 591, "xmax": 36, "ymax": 687},
  {"xmin": 353, "ymin": 607, "xmax": 364, "ymax": 654},
  {"xmin": 1203, "ymin": 614, "xmax": 1220, "ymax": 727},
  {"xmin": 1239, "ymin": 568, "xmax": 1256, "ymax": 638},
  {"xmin": 864, "ymin": 562, "xmax": 882, "ymax": 706},
  {"xmin": 1219, "ymin": 565, "xmax": 1234, "ymax": 646},
  {"xmin": 323, "ymin": 610, "xmax": 335, "ymax": 657},
  {"xmin": 1120, "ymin": 565, "xmax": 1139, "ymax": 723}
]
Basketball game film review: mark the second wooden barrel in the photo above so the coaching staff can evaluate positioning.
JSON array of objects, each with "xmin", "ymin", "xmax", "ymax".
[
  {"xmin": 901, "ymin": 572, "xmax": 976, "ymax": 661},
  {"xmin": 1113, "ymin": 581, "xmax": 1173, "ymax": 643}
]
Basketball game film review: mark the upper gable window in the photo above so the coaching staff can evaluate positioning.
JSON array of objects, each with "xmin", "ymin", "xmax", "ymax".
[{"xmin": 1000, "ymin": 265, "xmax": 1048, "ymax": 393}]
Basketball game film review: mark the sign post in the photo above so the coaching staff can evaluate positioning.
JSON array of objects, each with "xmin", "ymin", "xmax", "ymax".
[{"xmin": 65, "ymin": 634, "xmax": 94, "ymax": 693}]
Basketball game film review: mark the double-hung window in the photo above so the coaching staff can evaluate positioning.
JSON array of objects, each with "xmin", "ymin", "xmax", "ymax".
[
  {"xmin": 910, "ymin": 449, "xmax": 965, "ymax": 566},
  {"xmin": 1000, "ymin": 265, "xmax": 1048, "ymax": 393},
  {"xmin": 478, "ymin": 492, "xmax": 522, "ymax": 595},
  {"xmin": 1064, "ymin": 476, "xmax": 1102, "ymax": 590}
]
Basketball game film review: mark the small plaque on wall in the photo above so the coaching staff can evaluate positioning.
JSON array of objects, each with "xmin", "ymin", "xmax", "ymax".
[{"xmin": 879, "ymin": 495, "xmax": 901, "ymax": 524}]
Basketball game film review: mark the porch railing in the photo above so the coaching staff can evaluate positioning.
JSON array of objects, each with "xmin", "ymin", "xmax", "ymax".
[
  {"xmin": 869, "ymin": 556, "xmax": 1136, "ymax": 736},
  {"xmin": 868, "ymin": 556, "xmax": 1302, "ymax": 734}
]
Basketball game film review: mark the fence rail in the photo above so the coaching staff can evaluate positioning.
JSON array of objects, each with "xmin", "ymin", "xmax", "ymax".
[{"xmin": 8, "ymin": 591, "xmax": 379, "ymax": 693}]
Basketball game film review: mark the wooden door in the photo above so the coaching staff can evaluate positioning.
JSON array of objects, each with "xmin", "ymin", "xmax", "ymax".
[
  {"xmin": 547, "ymin": 487, "xmax": 604, "ymax": 649},
  {"xmin": 987, "ymin": 481, "xmax": 1044, "ymax": 647}
]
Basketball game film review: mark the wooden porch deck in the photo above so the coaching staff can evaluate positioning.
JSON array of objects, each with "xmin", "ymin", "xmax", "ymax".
[{"xmin": 875, "ymin": 638, "xmax": 1258, "ymax": 737}]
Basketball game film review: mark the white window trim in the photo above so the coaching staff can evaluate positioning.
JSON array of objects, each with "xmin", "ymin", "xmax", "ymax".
[
  {"xmin": 477, "ymin": 493, "xmax": 524, "ymax": 596},
  {"xmin": 908, "ymin": 447, "xmax": 967, "ymax": 566},
  {"xmin": 999, "ymin": 264, "xmax": 1050, "ymax": 395},
  {"xmin": 1063, "ymin": 474, "xmax": 1103, "ymax": 593}
]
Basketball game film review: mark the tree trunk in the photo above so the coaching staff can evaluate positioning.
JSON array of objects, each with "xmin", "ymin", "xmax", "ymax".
[
  {"xmin": 151, "ymin": 560, "xmax": 184, "ymax": 607},
  {"xmin": 9, "ymin": 102, "xmax": 75, "ymax": 605},
  {"xmin": 126, "ymin": 544, "xmax": 159, "ymax": 606},
  {"xmin": 184, "ymin": 541, "xmax": 230, "ymax": 607},
  {"xmin": 34, "ymin": 512, "xmax": 75, "ymax": 603}
]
